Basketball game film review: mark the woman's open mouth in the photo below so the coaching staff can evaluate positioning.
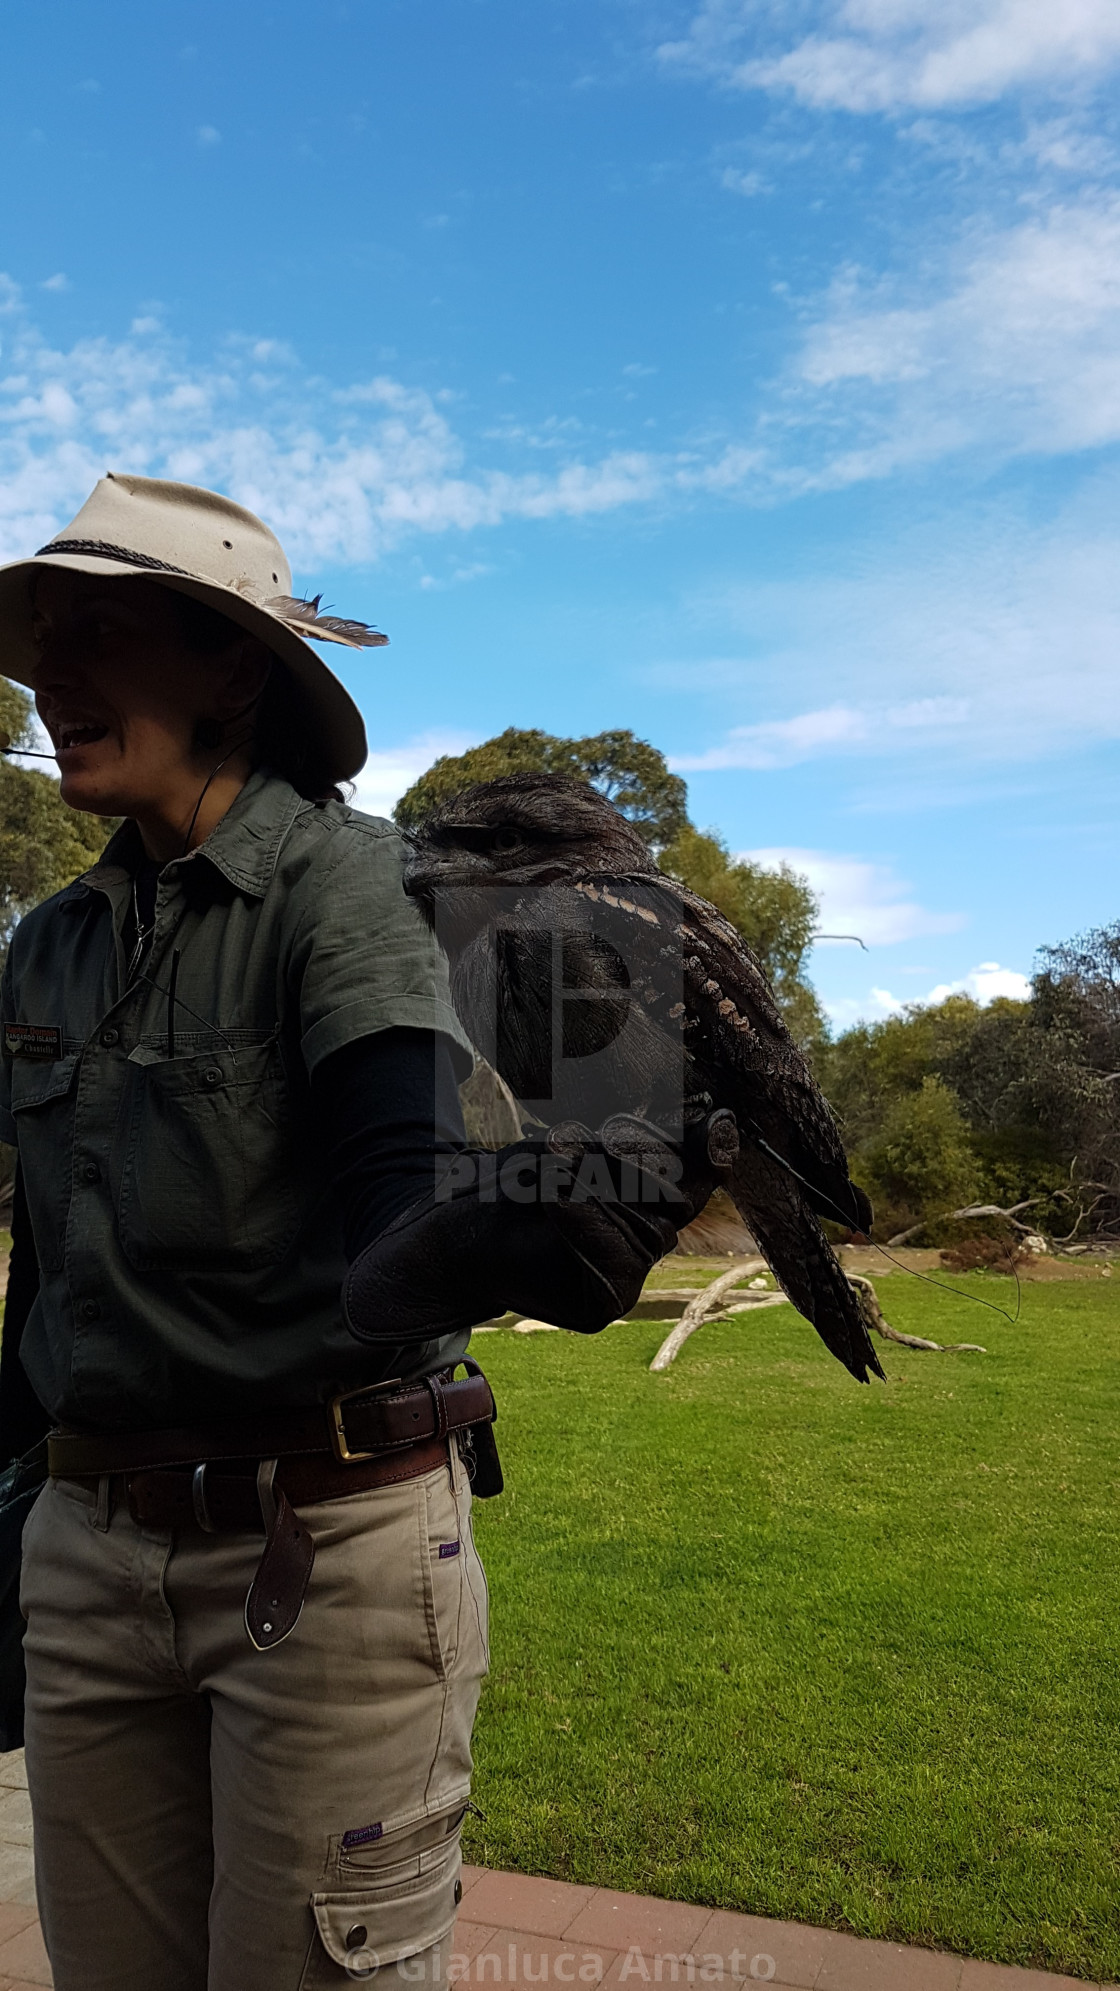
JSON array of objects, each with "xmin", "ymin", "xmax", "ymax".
[{"xmin": 57, "ymin": 723, "xmax": 109, "ymax": 751}]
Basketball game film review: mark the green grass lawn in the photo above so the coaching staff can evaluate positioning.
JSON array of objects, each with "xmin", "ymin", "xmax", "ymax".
[{"xmin": 464, "ymin": 1275, "xmax": 1120, "ymax": 1982}]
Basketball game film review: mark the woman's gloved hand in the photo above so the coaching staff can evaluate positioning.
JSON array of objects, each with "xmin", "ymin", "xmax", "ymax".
[{"xmin": 343, "ymin": 1110, "xmax": 738, "ymax": 1342}]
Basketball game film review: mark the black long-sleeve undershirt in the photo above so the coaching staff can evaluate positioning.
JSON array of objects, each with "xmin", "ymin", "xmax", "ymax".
[
  {"xmin": 0, "ymin": 1028, "xmax": 471, "ymax": 1459},
  {"xmin": 309, "ymin": 1028, "xmax": 469, "ymax": 1258}
]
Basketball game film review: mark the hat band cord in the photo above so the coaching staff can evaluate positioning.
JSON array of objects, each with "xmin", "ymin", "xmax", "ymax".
[
  {"xmin": 32, "ymin": 534, "xmax": 387, "ymax": 673},
  {"xmin": 35, "ymin": 538, "xmax": 198, "ymax": 578},
  {"xmin": 33, "ymin": 539, "xmax": 387, "ymax": 661}
]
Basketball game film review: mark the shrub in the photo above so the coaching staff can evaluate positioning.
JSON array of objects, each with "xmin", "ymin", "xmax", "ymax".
[{"xmin": 863, "ymin": 1075, "xmax": 981, "ymax": 1240}]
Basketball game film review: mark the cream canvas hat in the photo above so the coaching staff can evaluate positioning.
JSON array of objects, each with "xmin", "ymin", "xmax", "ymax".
[{"xmin": 0, "ymin": 473, "xmax": 385, "ymax": 782}]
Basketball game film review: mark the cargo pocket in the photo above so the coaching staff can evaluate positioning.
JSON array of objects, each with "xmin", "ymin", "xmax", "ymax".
[
  {"xmin": 117, "ymin": 1035, "xmax": 296, "ymax": 1271},
  {"xmin": 10, "ymin": 1054, "xmax": 79, "ymax": 1272},
  {"xmin": 301, "ymin": 1834, "xmax": 461, "ymax": 1986}
]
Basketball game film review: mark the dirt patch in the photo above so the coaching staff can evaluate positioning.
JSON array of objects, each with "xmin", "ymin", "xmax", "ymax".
[
  {"xmin": 839, "ymin": 1243, "xmax": 1116, "ymax": 1282},
  {"xmin": 667, "ymin": 1242, "xmax": 1117, "ymax": 1283}
]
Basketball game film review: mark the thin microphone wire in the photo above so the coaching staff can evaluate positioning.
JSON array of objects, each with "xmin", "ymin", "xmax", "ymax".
[
  {"xmin": 135, "ymin": 964, "xmax": 236, "ymax": 1053},
  {"xmin": 178, "ymin": 728, "xmax": 256, "ymax": 856},
  {"xmin": 179, "ymin": 690, "xmax": 264, "ymax": 854},
  {"xmin": 746, "ymin": 1124, "xmax": 1022, "ymax": 1325}
]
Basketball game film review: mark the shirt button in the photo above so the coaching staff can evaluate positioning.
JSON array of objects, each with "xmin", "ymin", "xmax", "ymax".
[
  {"xmin": 203, "ymin": 1067, "xmax": 223, "ymax": 1087},
  {"xmin": 345, "ymin": 1926, "xmax": 368, "ymax": 1951},
  {"xmin": 82, "ymin": 1162, "xmax": 100, "ymax": 1184},
  {"xmin": 100, "ymin": 1028, "xmax": 119, "ymax": 1048},
  {"xmin": 81, "ymin": 1300, "xmax": 100, "ymax": 1322}
]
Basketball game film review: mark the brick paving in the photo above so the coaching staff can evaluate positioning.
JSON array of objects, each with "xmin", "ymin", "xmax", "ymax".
[
  {"xmin": 452, "ymin": 1867, "xmax": 1114, "ymax": 1991},
  {"xmin": 0, "ymin": 1749, "xmax": 1110, "ymax": 1988}
]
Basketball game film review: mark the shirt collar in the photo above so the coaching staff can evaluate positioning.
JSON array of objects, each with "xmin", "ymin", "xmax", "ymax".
[{"xmin": 80, "ymin": 769, "xmax": 305, "ymax": 902}]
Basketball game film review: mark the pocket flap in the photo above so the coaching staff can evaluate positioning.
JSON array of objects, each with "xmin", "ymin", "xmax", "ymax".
[
  {"xmin": 10, "ymin": 1055, "xmax": 78, "ymax": 1111},
  {"xmin": 310, "ymin": 1839, "xmax": 461, "ymax": 1972}
]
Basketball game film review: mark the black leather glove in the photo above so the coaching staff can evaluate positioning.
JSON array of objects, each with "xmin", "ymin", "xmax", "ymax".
[{"xmin": 343, "ymin": 1111, "xmax": 738, "ymax": 1342}]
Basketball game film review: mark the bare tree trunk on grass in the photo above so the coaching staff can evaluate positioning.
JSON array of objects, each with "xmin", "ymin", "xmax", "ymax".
[
  {"xmin": 845, "ymin": 1272, "xmax": 986, "ymax": 1354},
  {"xmin": 650, "ymin": 1263, "xmax": 986, "ymax": 1370},
  {"xmin": 650, "ymin": 1259, "xmax": 785, "ymax": 1371}
]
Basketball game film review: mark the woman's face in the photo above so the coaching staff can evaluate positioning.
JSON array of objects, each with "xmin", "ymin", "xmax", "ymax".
[{"xmin": 27, "ymin": 571, "xmax": 251, "ymax": 821}]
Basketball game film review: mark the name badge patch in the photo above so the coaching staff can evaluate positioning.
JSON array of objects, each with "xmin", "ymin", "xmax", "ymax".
[{"xmin": 4, "ymin": 1023, "xmax": 62, "ymax": 1060}]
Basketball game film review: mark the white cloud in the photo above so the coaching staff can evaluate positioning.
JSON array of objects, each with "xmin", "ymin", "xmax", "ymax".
[
  {"xmin": 668, "ymin": 459, "xmax": 1120, "ymax": 766},
  {"xmin": 348, "ymin": 731, "xmax": 478, "ymax": 820},
  {"xmin": 249, "ymin": 338, "xmax": 297, "ymax": 366},
  {"xmin": 1018, "ymin": 118, "xmax": 1119, "ymax": 176},
  {"xmin": 660, "ymin": 0, "xmax": 1120, "ymax": 112},
  {"xmin": 3, "ymin": 172, "xmax": 1118, "ymax": 588},
  {"xmin": 720, "ymin": 166, "xmax": 769, "ymax": 196},
  {"xmin": 745, "ymin": 847, "xmax": 965, "ymax": 945},
  {"xmin": 196, "ymin": 125, "xmax": 221, "ymax": 147},
  {"xmin": 792, "ymin": 193, "xmax": 1120, "ymax": 464},
  {"xmin": 826, "ymin": 961, "xmax": 1030, "ymax": 1025},
  {"xmin": 0, "ymin": 291, "xmax": 765, "ymax": 570},
  {"xmin": 417, "ymin": 560, "xmax": 494, "ymax": 591},
  {"xmin": 673, "ymin": 696, "xmax": 967, "ymax": 770},
  {"xmin": 676, "ymin": 703, "xmax": 868, "ymax": 768},
  {"xmin": 926, "ymin": 960, "xmax": 1031, "ymax": 1003},
  {"xmin": 826, "ymin": 988, "xmax": 906, "ymax": 1026},
  {"xmin": 40, "ymin": 274, "xmax": 69, "ymax": 294}
]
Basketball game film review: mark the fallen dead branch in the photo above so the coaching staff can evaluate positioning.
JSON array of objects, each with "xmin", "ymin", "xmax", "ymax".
[
  {"xmin": 886, "ymin": 1198, "xmax": 1047, "ymax": 1248},
  {"xmin": 847, "ymin": 1272, "xmax": 986, "ymax": 1354},
  {"xmin": 650, "ymin": 1261, "xmax": 986, "ymax": 1370},
  {"xmin": 649, "ymin": 1258, "xmax": 780, "ymax": 1371}
]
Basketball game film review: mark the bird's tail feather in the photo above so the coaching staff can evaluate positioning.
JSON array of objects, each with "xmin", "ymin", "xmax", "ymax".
[{"xmin": 728, "ymin": 1158, "xmax": 884, "ymax": 1384}]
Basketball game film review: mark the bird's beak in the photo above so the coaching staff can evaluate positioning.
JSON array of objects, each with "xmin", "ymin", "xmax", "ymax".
[{"xmin": 402, "ymin": 849, "xmax": 486, "ymax": 900}]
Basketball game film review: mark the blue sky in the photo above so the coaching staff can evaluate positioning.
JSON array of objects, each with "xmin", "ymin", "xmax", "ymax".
[{"xmin": 3, "ymin": 0, "xmax": 1118, "ymax": 1026}]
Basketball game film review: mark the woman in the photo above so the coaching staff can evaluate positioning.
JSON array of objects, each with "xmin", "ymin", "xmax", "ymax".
[{"xmin": 0, "ymin": 474, "xmax": 704, "ymax": 1991}]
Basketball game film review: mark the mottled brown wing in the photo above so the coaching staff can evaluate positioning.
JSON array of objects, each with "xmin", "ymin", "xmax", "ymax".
[
  {"xmin": 446, "ymin": 876, "xmax": 689, "ymax": 1129},
  {"xmin": 667, "ymin": 880, "xmax": 871, "ymax": 1234}
]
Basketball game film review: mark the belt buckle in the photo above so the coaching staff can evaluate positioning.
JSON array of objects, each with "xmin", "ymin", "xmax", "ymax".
[{"xmin": 328, "ymin": 1379, "xmax": 403, "ymax": 1464}]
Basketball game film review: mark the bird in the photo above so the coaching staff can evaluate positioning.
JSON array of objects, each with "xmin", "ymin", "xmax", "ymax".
[{"xmin": 403, "ymin": 771, "xmax": 883, "ymax": 1383}]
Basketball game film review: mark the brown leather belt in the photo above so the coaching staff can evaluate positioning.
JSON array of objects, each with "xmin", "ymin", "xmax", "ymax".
[
  {"xmin": 46, "ymin": 1362, "xmax": 500, "ymax": 1654},
  {"xmin": 47, "ymin": 1364, "xmax": 496, "ymax": 1479},
  {"xmin": 62, "ymin": 1432, "xmax": 453, "ymax": 1530}
]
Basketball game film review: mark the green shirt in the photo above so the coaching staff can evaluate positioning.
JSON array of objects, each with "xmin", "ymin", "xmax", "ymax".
[{"xmin": 0, "ymin": 769, "xmax": 472, "ymax": 1431}]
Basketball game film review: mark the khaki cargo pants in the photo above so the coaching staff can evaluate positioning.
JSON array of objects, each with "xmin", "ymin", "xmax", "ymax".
[{"xmin": 19, "ymin": 1440, "xmax": 489, "ymax": 1991}]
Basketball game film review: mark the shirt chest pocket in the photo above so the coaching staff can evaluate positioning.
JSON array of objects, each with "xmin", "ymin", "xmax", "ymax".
[
  {"xmin": 117, "ymin": 1037, "xmax": 299, "ymax": 1273},
  {"xmin": 10, "ymin": 1055, "xmax": 80, "ymax": 1274}
]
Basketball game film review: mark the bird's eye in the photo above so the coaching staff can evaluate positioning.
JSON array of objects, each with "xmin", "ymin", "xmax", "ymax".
[{"xmin": 492, "ymin": 823, "xmax": 523, "ymax": 852}]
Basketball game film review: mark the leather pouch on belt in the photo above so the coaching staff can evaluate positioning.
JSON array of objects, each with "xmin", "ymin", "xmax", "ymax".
[{"xmin": 460, "ymin": 1417, "xmax": 503, "ymax": 1499}]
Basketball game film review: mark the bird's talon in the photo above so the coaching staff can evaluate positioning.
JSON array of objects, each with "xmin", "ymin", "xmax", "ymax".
[
  {"xmin": 547, "ymin": 1120, "xmax": 594, "ymax": 1157},
  {"xmin": 704, "ymin": 1109, "xmax": 739, "ymax": 1168}
]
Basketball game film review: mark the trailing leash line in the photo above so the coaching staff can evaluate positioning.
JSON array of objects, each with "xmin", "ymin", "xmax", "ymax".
[{"xmin": 746, "ymin": 1124, "xmax": 1022, "ymax": 1326}]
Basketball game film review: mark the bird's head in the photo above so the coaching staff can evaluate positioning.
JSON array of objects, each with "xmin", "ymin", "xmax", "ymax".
[{"xmin": 403, "ymin": 772, "xmax": 656, "ymax": 928}]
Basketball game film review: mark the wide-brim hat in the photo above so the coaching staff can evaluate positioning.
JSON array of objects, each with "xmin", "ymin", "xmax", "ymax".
[{"xmin": 0, "ymin": 472, "xmax": 384, "ymax": 783}]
